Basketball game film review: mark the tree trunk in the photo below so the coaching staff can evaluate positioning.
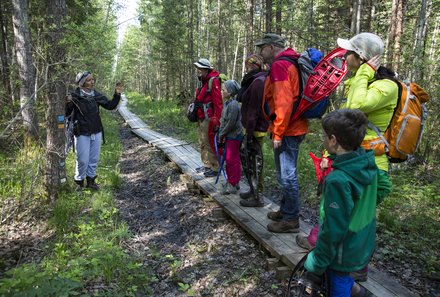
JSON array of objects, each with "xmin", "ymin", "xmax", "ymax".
[
  {"xmin": 350, "ymin": 0, "xmax": 358, "ymax": 34},
  {"xmin": 216, "ymin": 0, "xmax": 222, "ymax": 72},
  {"xmin": 243, "ymin": 0, "xmax": 254, "ymax": 57},
  {"xmin": 44, "ymin": 0, "xmax": 67, "ymax": 201},
  {"xmin": 410, "ymin": 0, "xmax": 432, "ymax": 81},
  {"xmin": 11, "ymin": 0, "xmax": 39, "ymax": 144},
  {"xmin": 386, "ymin": 0, "xmax": 403, "ymax": 71},
  {"xmin": 188, "ymin": 0, "xmax": 195, "ymax": 92},
  {"xmin": 265, "ymin": 0, "xmax": 272, "ymax": 33},
  {"xmin": 0, "ymin": 1, "xmax": 13, "ymax": 110},
  {"xmin": 275, "ymin": 0, "xmax": 282, "ymax": 35}
]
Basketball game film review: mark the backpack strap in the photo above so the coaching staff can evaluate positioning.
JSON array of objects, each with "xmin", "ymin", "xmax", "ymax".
[
  {"xmin": 271, "ymin": 56, "xmax": 303, "ymax": 122},
  {"xmin": 207, "ymin": 76, "xmax": 217, "ymax": 93},
  {"xmin": 272, "ymin": 56, "xmax": 302, "ymax": 91}
]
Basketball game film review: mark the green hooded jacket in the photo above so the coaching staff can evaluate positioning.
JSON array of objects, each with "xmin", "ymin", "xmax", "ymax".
[{"xmin": 304, "ymin": 147, "xmax": 390, "ymax": 275}]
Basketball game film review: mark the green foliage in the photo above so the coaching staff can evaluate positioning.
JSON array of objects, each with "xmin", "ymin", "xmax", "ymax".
[
  {"xmin": 0, "ymin": 144, "xmax": 46, "ymax": 202},
  {"xmin": 0, "ymin": 112, "xmax": 154, "ymax": 296},
  {"xmin": 376, "ymin": 165, "xmax": 440, "ymax": 275}
]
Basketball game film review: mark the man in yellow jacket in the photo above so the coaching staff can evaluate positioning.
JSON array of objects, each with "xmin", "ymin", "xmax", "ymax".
[{"xmin": 257, "ymin": 33, "xmax": 308, "ymax": 233}]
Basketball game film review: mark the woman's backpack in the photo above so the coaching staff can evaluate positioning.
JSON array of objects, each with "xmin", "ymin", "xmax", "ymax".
[
  {"xmin": 187, "ymin": 76, "xmax": 219, "ymax": 122},
  {"xmin": 362, "ymin": 80, "xmax": 429, "ymax": 162},
  {"xmin": 186, "ymin": 100, "xmax": 202, "ymax": 122}
]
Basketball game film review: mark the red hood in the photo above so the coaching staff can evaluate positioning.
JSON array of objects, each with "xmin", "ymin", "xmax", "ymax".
[
  {"xmin": 202, "ymin": 70, "xmax": 220, "ymax": 83},
  {"xmin": 274, "ymin": 48, "xmax": 300, "ymax": 60}
]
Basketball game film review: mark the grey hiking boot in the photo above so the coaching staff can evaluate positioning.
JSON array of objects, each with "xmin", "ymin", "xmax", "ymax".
[
  {"xmin": 240, "ymin": 197, "xmax": 264, "ymax": 207},
  {"xmin": 221, "ymin": 182, "xmax": 239, "ymax": 195},
  {"xmin": 267, "ymin": 218, "xmax": 300, "ymax": 233},
  {"xmin": 86, "ymin": 176, "xmax": 100, "ymax": 190},
  {"xmin": 267, "ymin": 210, "xmax": 283, "ymax": 221},
  {"xmin": 296, "ymin": 234, "xmax": 312, "ymax": 250}
]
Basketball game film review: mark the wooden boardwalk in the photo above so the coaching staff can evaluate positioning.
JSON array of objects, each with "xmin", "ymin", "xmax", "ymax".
[{"xmin": 118, "ymin": 95, "xmax": 419, "ymax": 297}]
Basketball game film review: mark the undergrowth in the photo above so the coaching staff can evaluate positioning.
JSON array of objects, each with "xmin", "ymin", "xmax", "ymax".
[{"xmin": 0, "ymin": 110, "xmax": 155, "ymax": 296}]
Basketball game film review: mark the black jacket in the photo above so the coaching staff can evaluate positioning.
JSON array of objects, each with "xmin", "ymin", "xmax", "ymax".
[{"xmin": 66, "ymin": 87, "xmax": 121, "ymax": 136}]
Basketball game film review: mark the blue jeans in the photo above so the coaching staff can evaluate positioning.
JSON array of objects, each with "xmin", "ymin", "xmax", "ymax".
[
  {"xmin": 328, "ymin": 270, "xmax": 354, "ymax": 297},
  {"xmin": 74, "ymin": 133, "xmax": 102, "ymax": 181},
  {"xmin": 274, "ymin": 135, "xmax": 304, "ymax": 220}
]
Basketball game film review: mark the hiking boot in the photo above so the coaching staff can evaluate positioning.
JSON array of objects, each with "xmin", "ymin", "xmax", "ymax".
[
  {"xmin": 350, "ymin": 266, "xmax": 368, "ymax": 282},
  {"xmin": 74, "ymin": 179, "xmax": 84, "ymax": 191},
  {"xmin": 267, "ymin": 210, "xmax": 283, "ymax": 221},
  {"xmin": 221, "ymin": 182, "xmax": 239, "ymax": 195},
  {"xmin": 86, "ymin": 176, "xmax": 100, "ymax": 190},
  {"xmin": 203, "ymin": 169, "xmax": 217, "ymax": 177},
  {"xmin": 239, "ymin": 189, "xmax": 254, "ymax": 199},
  {"xmin": 240, "ymin": 198, "xmax": 264, "ymax": 207},
  {"xmin": 296, "ymin": 234, "xmax": 312, "ymax": 250},
  {"xmin": 267, "ymin": 218, "xmax": 300, "ymax": 233},
  {"xmin": 196, "ymin": 166, "xmax": 209, "ymax": 173}
]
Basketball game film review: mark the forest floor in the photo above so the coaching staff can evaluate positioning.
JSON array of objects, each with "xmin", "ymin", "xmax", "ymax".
[
  {"xmin": 1, "ymin": 122, "xmax": 438, "ymax": 296},
  {"xmin": 114, "ymin": 125, "xmax": 284, "ymax": 296}
]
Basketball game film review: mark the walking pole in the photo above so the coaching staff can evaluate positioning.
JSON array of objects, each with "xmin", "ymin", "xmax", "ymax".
[{"xmin": 214, "ymin": 133, "xmax": 227, "ymax": 184}]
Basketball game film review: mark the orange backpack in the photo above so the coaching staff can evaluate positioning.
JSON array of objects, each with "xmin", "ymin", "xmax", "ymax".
[{"xmin": 362, "ymin": 80, "xmax": 429, "ymax": 163}]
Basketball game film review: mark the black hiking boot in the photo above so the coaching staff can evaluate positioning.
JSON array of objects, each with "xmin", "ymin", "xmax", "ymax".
[
  {"xmin": 86, "ymin": 176, "xmax": 100, "ymax": 190},
  {"xmin": 239, "ymin": 189, "xmax": 253, "ymax": 199},
  {"xmin": 240, "ymin": 198, "xmax": 264, "ymax": 207},
  {"xmin": 203, "ymin": 169, "xmax": 217, "ymax": 177},
  {"xmin": 74, "ymin": 179, "xmax": 84, "ymax": 191}
]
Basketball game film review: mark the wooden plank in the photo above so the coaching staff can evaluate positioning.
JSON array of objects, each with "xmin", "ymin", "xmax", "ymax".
[{"xmin": 366, "ymin": 267, "xmax": 419, "ymax": 297}]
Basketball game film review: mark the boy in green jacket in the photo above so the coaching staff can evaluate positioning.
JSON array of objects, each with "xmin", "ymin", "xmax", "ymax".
[{"xmin": 303, "ymin": 109, "xmax": 391, "ymax": 297}]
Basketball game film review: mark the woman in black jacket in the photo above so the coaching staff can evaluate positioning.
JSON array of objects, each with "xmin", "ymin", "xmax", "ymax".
[{"xmin": 66, "ymin": 71, "xmax": 123, "ymax": 190}]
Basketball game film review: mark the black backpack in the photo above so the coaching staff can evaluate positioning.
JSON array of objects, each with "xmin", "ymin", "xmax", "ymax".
[{"xmin": 187, "ymin": 76, "xmax": 219, "ymax": 122}]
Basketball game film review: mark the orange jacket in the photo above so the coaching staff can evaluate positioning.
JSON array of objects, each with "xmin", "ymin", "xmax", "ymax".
[{"xmin": 262, "ymin": 48, "xmax": 308, "ymax": 141}]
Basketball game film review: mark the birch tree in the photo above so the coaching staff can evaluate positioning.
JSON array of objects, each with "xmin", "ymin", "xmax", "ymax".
[{"xmin": 11, "ymin": 0, "xmax": 39, "ymax": 144}]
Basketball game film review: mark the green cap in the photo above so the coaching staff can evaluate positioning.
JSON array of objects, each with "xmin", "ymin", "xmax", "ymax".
[{"xmin": 254, "ymin": 33, "xmax": 286, "ymax": 48}]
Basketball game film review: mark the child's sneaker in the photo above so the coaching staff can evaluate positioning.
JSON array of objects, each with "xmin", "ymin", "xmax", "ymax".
[
  {"xmin": 221, "ymin": 182, "xmax": 239, "ymax": 195},
  {"xmin": 295, "ymin": 234, "xmax": 312, "ymax": 250}
]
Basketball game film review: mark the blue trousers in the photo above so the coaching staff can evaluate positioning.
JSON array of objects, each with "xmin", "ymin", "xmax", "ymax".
[
  {"xmin": 328, "ymin": 270, "xmax": 354, "ymax": 297},
  {"xmin": 74, "ymin": 133, "xmax": 102, "ymax": 181},
  {"xmin": 274, "ymin": 135, "xmax": 304, "ymax": 220}
]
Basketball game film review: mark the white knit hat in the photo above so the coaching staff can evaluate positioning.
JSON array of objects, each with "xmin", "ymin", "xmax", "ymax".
[{"xmin": 75, "ymin": 71, "xmax": 91, "ymax": 87}]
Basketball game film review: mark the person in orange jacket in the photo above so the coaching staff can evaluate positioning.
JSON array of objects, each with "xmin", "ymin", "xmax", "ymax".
[
  {"xmin": 193, "ymin": 58, "xmax": 223, "ymax": 177},
  {"xmin": 257, "ymin": 33, "xmax": 308, "ymax": 233}
]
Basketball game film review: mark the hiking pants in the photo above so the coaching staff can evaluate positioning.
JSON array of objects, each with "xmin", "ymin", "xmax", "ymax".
[
  {"xmin": 198, "ymin": 118, "xmax": 219, "ymax": 171},
  {"xmin": 274, "ymin": 135, "xmax": 304, "ymax": 220},
  {"xmin": 225, "ymin": 139, "xmax": 241, "ymax": 186},
  {"xmin": 328, "ymin": 270, "xmax": 354, "ymax": 297},
  {"xmin": 74, "ymin": 132, "xmax": 102, "ymax": 181},
  {"xmin": 255, "ymin": 136, "xmax": 265, "ymax": 191}
]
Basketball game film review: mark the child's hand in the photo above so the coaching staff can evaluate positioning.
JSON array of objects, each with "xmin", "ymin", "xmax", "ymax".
[{"xmin": 320, "ymin": 158, "xmax": 329, "ymax": 171}]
